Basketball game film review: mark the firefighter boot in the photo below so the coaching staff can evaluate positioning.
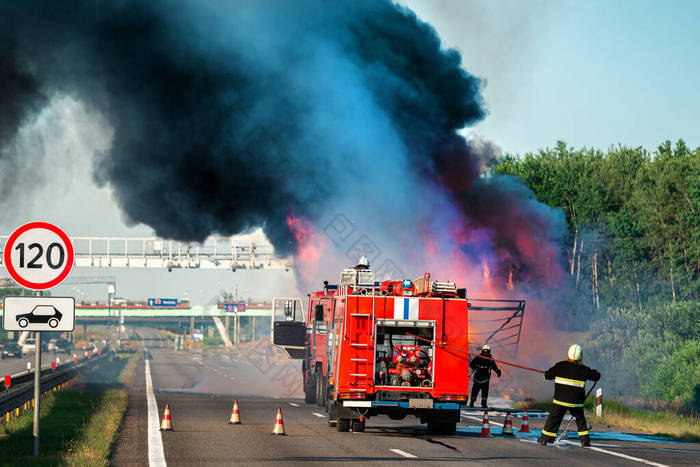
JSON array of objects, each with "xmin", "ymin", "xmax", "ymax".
[
  {"xmin": 537, "ymin": 436, "xmax": 552, "ymax": 446},
  {"xmin": 481, "ymin": 399, "xmax": 487, "ymax": 409},
  {"xmin": 580, "ymin": 435, "xmax": 591, "ymax": 447}
]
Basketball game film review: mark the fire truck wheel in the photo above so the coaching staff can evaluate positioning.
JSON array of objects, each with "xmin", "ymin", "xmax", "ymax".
[
  {"xmin": 442, "ymin": 421, "xmax": 457, "ymax": 435},
  {"xmin": 304, "ymin": 385, "xmax": 316, "ymax": 404},
  {"xmin": 315, "ymin": 376, "xmax": 323, "ymax": 406},
  {"xmin": 337, "ymin": 418, "xmax": 351, "ymax": 432},
  {"xmin": 351, "ymin": 419, "xmax": 365, "ymax": 432},
  {"xmin": 327, "ymin": 402, "xmax": 337, "ymax": 426},
  {"xmin": 320, "ymin": 379, "xmax": 327, "ymax": 408},
  {"xmin": 426, "ymin": 420, "xmax": 441, "ymax": 435}
]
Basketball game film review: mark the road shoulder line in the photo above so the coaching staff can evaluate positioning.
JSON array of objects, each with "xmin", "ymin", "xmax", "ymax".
[
  {"xmin": 462, "ymin": 414, "xmax": 504, "ymax": 427},
  {"xmin": 145, "ymin": 350, "xmax": 167, "ymax": 467},
  {"xmin": 559, "ymin": 440, "xmax": 668, "ymax": 466}
]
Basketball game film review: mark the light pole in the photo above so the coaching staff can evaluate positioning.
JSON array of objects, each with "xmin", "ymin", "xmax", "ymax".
[{"xmin": 107, "ymin": 283, "xmax": 115, "ymax": 335}]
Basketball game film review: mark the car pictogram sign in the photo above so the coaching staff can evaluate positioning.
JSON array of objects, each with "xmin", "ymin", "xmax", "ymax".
[
  {"xmin": 3, "ymin": 222, "xmax": 74, "ymax": 290},
  {"xmin": 2, "ymin": 297, "xmax": 75, "ymax": 332}
]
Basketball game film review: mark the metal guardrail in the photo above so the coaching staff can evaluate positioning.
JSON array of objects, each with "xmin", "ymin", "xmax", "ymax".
[{"xmin": 0, "ymin": 349, "xmax": 110, "ymax": 424}]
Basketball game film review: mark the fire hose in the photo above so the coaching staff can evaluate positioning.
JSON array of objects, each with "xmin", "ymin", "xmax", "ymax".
[
  {"xmin": 405, "ymin": 331, "xmax": 598, "ymax": 440},
  {"xmin": 404, "ymin": 332, "xmax": 545, "ymax": 374},
  {"xmin": 554, "ymin": 380, "xmax": 598, "ymax": 444}
]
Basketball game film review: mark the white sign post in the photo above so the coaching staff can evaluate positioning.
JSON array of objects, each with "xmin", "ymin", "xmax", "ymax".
[{"xmin": 2, "ymin": 222, "xmax": 74, "ymax": 456}]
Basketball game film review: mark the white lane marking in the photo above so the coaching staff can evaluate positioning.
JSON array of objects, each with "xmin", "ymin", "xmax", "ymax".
[
  {"xmin": 289, "ymin": 403, "xmax": 299, "ymax": 407},
  {"xmin": 145, "ymin": 352, "xmax": 167, "ymax": 467},
  {"xmin": 559, "ymin": 440, "xmax": 669, "ymax": 466},
  {"xmin": 312, "ymin": 412, "xmax": 325, "ymax": 418},
  {"xmin": 390, "ymin": 448, "xmax": 417, "ymax": 458},
  {"xmin": 461, "ymin": 414, "xmax": 504, "ymax": 427}
]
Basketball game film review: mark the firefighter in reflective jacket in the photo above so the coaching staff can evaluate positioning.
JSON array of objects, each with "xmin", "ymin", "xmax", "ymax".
[
  {"xmin": 469, "ymin": 344, "xmax": 501, "ymax": 408},
  {"xmin": 538, "ymin": 344, "xmax": 600, "ymax": 447}
]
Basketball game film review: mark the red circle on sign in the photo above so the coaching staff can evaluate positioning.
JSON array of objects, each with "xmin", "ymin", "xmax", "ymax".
[{"xmin": 3, "ymin": 221, "xmax": 74, "ymax": 290}]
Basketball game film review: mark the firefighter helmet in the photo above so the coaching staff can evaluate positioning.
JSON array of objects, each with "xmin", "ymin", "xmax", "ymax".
[
  {"xmin": 357, "ymin": 256, "xmax": 370, "ymax": 267},
  {"xmin": 482, "ymin": 344, "xmax": 490, "ymax": 351},
  {"xmin": 568, "ymin": 344, "xmax": 583, "ymax": 361}
]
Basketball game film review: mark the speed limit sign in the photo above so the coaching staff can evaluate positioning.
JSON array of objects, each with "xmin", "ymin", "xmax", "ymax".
[{"xmin": 3, "ymin": 222, "xmax": 74, "ymax": 290}]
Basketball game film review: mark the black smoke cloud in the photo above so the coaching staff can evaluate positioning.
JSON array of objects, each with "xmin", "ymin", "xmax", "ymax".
[{"xmin": 0, "ymin": 0, "xmax": 564, "ymax": 284}]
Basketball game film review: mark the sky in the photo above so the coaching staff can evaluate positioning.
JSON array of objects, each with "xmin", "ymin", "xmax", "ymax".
[
  {"xmin": 400, "ymin": 0, "xmax": 700, "ymax": 155},
  {"xmin": 2, "ymin": 0, "xmax": 699, "ymax": 303}
]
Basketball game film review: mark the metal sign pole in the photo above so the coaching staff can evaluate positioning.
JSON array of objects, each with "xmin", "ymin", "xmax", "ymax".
[
  {"xmin": 33, "ymin": 331, "xmax": 41, "ymax": 456},
  {"xmin": 2, "ymin": 222, "xmax": 76, "ymax": 458}
]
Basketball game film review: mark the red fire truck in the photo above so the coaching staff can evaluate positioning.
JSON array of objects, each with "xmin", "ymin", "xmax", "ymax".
[{"xmin": 271, "ymin": 266, "xmax": 525, "ymax": 434}]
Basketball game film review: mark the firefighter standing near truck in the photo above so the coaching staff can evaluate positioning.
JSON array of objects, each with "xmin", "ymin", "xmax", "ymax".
[
  {"xmin": 538, "ymin": 344, "xmax": 601, "ymax": 447},
  {"xmin": 469, "ymin": 344, "xmax": 501, "ymax": 408}
]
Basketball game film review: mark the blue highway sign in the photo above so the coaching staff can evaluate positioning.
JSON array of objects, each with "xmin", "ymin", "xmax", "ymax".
[{"xmin": 148, "ymin": 298, "xmax": 179, "ymax": 307}]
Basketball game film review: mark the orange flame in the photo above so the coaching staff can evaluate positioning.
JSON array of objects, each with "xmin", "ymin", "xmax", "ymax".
[
  {"xmin": 286, "ymin": 215, "xmax": 326, "ymax": 282},
  {"xmin": 507, "ymin": 265, "xmax": 514, "ymax": 290}
]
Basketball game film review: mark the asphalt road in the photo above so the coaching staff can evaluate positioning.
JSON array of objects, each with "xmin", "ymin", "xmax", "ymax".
[
  {"xmin": 0, "ymin": 350, "xmax": 73, "ymax": 376},
  {"xmin": 111, "ymin": 328, "xmax": 700, "ymax": 466}
]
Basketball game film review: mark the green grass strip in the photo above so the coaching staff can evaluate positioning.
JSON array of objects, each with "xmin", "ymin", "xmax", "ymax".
[
  {"xmin": 586, "ymin": 399, "xmax": 700, "ymax": 443},
  {"xmin": 60, "ymin": 388, "xmax": 127, "ymax": 466},
  {"xmin": 0, "ymin": 353, "xmax": 138, "ymax": 466}
]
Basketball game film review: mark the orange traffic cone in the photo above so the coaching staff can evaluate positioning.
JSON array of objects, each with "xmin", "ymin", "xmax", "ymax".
[
  {"xmin": 502, "ymin": 412, "xmax": 514, "ymax": 435},
  {"xmin": 229, "ymin": 400, "xmax": 241, "ymax": 424},
  {"xmin": 479, "ymin": 410, "xmax": 492, "ymax": 437},
  {"xmin": 160, "ymin": 404, "xmax": 173, "ymax": 431},
  {"xmin": 272, "ymin": 407, "xmax": 286, "ymax": 435},
  {"xmin": 519, "ymin": 408, "xmax": 531, "ymax": 433}
]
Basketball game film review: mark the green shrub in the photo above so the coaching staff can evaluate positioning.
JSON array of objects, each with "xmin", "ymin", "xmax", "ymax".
[{"xmin": 648, "ymin": 339, "xmax": 700, "ymax": 408}]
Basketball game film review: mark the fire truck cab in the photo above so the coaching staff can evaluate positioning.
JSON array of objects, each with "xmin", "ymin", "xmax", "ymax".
[{"xmin": 272, "ymin": 267, "xmax": 476, "ymax": 434}]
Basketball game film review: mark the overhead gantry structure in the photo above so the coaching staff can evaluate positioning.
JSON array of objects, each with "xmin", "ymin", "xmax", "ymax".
[{"xmin": 0, "ymin": 235, "xmax": 291, "ymax": 271}]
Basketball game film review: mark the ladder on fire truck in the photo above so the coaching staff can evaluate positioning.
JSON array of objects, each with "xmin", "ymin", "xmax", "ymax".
[{"xmin": 344, "ymin": 287, "xmax": 375, "ymax": 394}]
